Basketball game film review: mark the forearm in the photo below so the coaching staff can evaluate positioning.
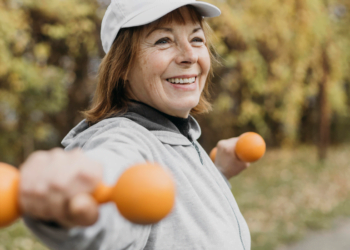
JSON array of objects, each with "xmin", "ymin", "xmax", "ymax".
[{"xmin": 24, "ymin": 203, "xmax": 151, "ymax": 250}]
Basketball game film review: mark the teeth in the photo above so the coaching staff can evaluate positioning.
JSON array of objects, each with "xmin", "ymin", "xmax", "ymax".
[{"xmin": 167, "ymin": 77, "xmax": 196, "ymax": 84}]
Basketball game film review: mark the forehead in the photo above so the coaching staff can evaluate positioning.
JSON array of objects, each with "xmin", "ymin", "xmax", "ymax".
[{"xmin": 142, "ymin": 5, "xmax": 203, "ymax": 35}]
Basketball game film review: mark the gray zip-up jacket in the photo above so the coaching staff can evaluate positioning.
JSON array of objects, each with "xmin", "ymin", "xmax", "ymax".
[{"xmin": 24, "ymin": 102, "xmax": 251, "ymax": 250}]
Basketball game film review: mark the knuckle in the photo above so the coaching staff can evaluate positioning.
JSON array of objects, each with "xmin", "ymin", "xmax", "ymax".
[
  {"xmin": 20, "ymin": 183, "xmax": 47, "ymax": 198},
  {"xmin": 217, "ymin": 140, "xmax": 231, "ymax": 152},
  {"xmin": 50, "ymin": 181, "xmax": 66, "ymax": 192},
  {"xmin": 70, "ymin": 147, "xmax": 83, "ymax": 155},
  {"xmin": 50, "ymin": 147, "xmax": 64, "ymax": 157},
  {"xmin": 27, "ymin": 151, "xmax": 49, "ymax": 164},
  {"xmin": 33, "ymin": 184, "xmax": 48, "ymax": 198},
  {"xmin": 87, "ymin": 162, "xmax": 103, "ymax": 179},
  {"xmin": 217, "ymin": 140, "xmax": 226, "ymax": 148},
  {"xmin": 223, "ymin": 147, "xmax": 232, "ymax": 154},
  {"xmin": 20, "ymin": 185, "xmax": 33, "ymax": 197},
  {"xmin": 77, "ymin": 171, "xmax": 96, "ymax": 184}
]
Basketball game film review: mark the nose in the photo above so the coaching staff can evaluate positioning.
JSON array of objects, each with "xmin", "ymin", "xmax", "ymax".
[{"xmin": 175, "ymin": 41, "xmax": 198, "ymax": 66}]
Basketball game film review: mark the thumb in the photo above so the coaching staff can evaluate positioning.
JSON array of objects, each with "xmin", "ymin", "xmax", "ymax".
[{"xmin": 67, "ymin": 193, "xmax": 99, "ymax": 227}]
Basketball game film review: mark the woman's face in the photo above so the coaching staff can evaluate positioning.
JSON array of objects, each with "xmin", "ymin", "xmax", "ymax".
[{"xmin": 127, "ymin": 10, "xmax": 210, "ymax": 118}]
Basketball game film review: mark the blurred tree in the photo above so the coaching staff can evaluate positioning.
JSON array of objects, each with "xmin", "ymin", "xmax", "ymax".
[
  {"xmin": 0, "ymin": 0, "xmax": 101, "ymax": 165},
  {"xmin": 1, "ymin": 0, "xmax": 350, "ymax": 164},
  {"xmin": 199, "ymin": 0, "xmax": 349, "ymax": 160}
]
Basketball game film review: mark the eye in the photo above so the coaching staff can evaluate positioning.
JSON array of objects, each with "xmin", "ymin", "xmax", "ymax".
[
  {"xmin": 155, "ymin": 37, "xmax": 171, "ymax": 45},
  {"xmin": 192, "ymin": 37, "xmax": 204, "ymax": 43}
]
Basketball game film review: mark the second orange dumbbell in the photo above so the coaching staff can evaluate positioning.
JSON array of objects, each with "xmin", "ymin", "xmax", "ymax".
[{"xmin": 210, "ymin": 132, "xmax": 266, "ymax": 163}]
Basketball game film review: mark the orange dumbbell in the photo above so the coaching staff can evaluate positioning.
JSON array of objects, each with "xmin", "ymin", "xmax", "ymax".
[
  {"xmin": 210, "ymin": 132, "xmax": 266, "ymax": 163},
  {"xmin": 0, "ymin": 162, "xmax": 176, "ymax": 228}
]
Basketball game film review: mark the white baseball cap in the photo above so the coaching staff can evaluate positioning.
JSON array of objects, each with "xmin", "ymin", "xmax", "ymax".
[{"xmin": 101, "ymin": 0, "xmax": 221, "ymax": 53}]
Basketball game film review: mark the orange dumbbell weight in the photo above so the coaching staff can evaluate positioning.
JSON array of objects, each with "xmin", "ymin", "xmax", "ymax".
[
  {"xmin": 210, "ymin": 132, "xmax": 266, "ymax": 163},
  {"xmin": 0, "ymin": 162, "xmax": 176, "ymax": 228}
]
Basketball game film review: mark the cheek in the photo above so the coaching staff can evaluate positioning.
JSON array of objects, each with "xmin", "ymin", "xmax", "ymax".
[
  {"xmin": 143, "ymin": 51, "xmax": 169, "ymax": 78},
  {"xmin": 200, "ymin": 50, "xmax": 211, "ymax": 75},
  {"xmin": 198, "ymin": 50, "xmax": 211, "ymax": 89}
]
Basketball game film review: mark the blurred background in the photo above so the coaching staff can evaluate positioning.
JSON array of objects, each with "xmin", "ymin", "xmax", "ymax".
[{"xmin": 1, "ymin": 0, "xmax": 350, "ymax": 249}]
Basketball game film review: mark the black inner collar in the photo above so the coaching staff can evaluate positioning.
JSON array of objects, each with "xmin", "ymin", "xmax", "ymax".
[
  {"xmin": 128, "ymin": 100, "xmax": 192, "ymax": 140},
  {"xmin": 162, "ymin": 112, "xmax": 191, "ymax": 140}
]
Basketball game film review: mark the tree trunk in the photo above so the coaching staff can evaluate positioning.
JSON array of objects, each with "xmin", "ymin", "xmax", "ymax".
[{"xmin": 318, "ymin": 47, "xmax": 330, "ymax": 161}]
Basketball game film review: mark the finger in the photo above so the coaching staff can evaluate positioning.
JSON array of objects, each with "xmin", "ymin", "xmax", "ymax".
[
  {"xmin": 21, "ymin": 195, "xmax": 53, "ymax": 220},
  {"xmin": 45, "ymin": 190, "xmax": 68, "ymax": 222},
  {"xmin": 20, "ymin": 150, "xmax": 48, "ymax": 170},
  {"xmin": 226, "ymin": 137, "xmax": 239, "ymax": 144},
  {"xmin": 20, "ymin": 152, "xmax": 49, "ymax": 193},
  {"xmin": 49, "ymin": 152, "xmax": 102, "ymax": 198},
  {"xmin": 217, "ymin": 138, "xmax": 239, "ymax": 155},
  {"xmin": 67, "ymin": 193, "xmax": 99, "ymax": 227}
]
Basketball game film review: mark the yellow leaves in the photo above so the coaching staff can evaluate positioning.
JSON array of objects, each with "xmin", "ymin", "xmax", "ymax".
[
  {"xmin": 0, "ymin": 91, "xmax": 18, "ymax": 111},
  {"xmin": 238, "ymin": 100, "xmax": 265, "ymax": 126},
  {"xmin": 270, "ymin": 61, "xmax": 291, "ymax": 83},
  {"xmin": 208, "ymin": 0, "xmax": 349, "ymax": 145},
  {"xmin": 34, "ymin": 124, "xmax": 52, "ymax": 142},
  {"xmin": 328, "ymin": 81, "xmax": 347, "ymax": 114},
  {"xmin": 0, "ymin": 0, "xmax": 99, "ymax": 165},
  {"xmin": 8, "ymin": 73, "xmax": 25, "ymax": 93},
  {"xmin": 214, "ymin": 92, "xmax": 233, "ymax": 112},
  {"xmin": 42, "ymin": 18, "xmax": 97, "ymax": 55},
  {"xmin": 34, "ymin": 43, "xmax": 51, "ymax": 63},
  {"xmin": 42, "ymin": 24, "xmax": 67, "ymax": 39},
  {"xmin": 0, "ymin": 7, "xmax": 30, "ymax": 48},
  {"xmin": 22, "ymin": 0, "xmax": 96, "ymax": 21},
  {"xmin": 42, "ymin": 20, "xmax": 94, "ymax": 41}
]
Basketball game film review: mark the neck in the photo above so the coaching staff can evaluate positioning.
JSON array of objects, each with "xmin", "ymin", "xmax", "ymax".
[{"xmin": 129, "ymin": 99, "xmax": 190, "ymax": 119}]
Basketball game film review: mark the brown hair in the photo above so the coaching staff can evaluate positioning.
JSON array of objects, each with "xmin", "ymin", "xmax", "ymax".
[{"xmin": 83, "ymin": 5, "xmax": 217, "ymax": 124}]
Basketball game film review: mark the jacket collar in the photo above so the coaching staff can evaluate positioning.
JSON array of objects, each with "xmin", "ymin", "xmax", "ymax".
[
  {"xmin": 62, "ymin": 102, "xmax": 202, "ymax": 148},
  {"xmin": 118, "ymin": 101, "xmax": 201, "ymax": 145}
]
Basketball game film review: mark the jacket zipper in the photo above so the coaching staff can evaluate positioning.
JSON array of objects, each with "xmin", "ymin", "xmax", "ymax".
[
  {"xmin": 192, "ymin": 141, "xmax": 246, "ymax": 250},
  {"xmin": 191, "ymin": 141, "xmax": 203, "ymax": 165}
]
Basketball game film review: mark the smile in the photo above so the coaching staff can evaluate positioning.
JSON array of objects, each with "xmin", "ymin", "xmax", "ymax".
[{"xmin": 166, "ymin": 77, "xmax": 196, "ymax": 85}]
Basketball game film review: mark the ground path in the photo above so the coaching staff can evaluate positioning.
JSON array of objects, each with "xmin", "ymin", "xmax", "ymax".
[{"xmin": 277, "ymin": 218, "xmax": 350, "ymax": 250}]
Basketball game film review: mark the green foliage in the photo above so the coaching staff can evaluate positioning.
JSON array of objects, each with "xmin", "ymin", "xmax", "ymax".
[
  {"xmin": 0, "ymin": 0, "xmax": 100, "ymax": 164},
  {"xmin": 0, "ymin": 221, "xmax": 48, "ymax": 250},
  {"xmin": 204, "ymin": 0, "xmax": 350, "ymax": 146}
]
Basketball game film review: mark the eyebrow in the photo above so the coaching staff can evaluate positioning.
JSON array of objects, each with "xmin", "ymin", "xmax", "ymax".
[{"xmin": 146, "ymin": 27, "xmax": 202, "ymax": 38}]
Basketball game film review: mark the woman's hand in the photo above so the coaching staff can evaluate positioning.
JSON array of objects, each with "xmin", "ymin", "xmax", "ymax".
[
  {"xmin": 214, "ymin": 138, "xmax": 249, "ymax": 179},
  {"xmin": 19, "ymin": 148, "xmax": 103, "ymax": 228}
]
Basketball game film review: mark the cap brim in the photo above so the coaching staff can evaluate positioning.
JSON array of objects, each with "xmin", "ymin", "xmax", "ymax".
[{"xmin": 122, "ymin": 1, "xmax": 221, "ymax": 28}]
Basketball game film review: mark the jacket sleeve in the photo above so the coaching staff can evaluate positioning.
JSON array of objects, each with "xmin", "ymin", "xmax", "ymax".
[{"xmin": 23, "ymin": 120, "xmax": 154, "ymax": 250}]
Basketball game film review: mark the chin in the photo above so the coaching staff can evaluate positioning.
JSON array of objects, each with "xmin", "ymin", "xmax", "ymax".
[{"xmin": 170, "ymin": 97, "xmax": 200, "ymax": 115}]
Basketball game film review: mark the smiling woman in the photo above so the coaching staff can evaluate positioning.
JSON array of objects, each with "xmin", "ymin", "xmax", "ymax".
[
  {"xmin": 19, "ymin": 1, "xmax": 251, "ymax": 250},
  {"xmin": 84, "ymin": 6, "xmax": 216, "ymax": 123}
]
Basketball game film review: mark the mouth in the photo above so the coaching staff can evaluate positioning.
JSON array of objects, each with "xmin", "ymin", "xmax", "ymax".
[{"xmin": 166, "ymin": 76, "xmax": 197, "ymax": 85}]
